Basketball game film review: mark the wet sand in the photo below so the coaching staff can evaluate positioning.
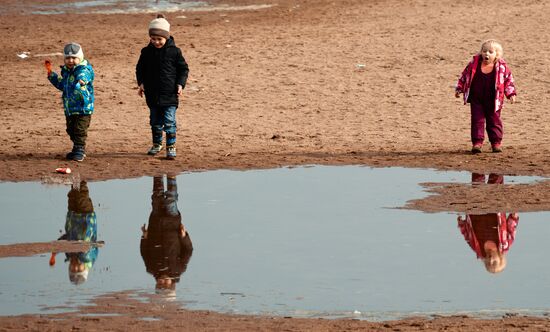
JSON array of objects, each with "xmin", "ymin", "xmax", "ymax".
[
  {"xmin": 2, "ymin": 289, "xmax": 550, "ymax": 332},
  {"xmin": 1, "ymin": 0, "xmax": 550, "ymax": 330}
]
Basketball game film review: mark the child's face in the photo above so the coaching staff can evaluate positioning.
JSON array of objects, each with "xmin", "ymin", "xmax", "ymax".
[
  {"xmin": 69, "ymin": 258, "xmax": 85, "ymax": 273},
  {"xmin": 484, "ymin": 251, "xmax": 504, "ymax": 272},
  {"xmin": 481, "ymin": 46, "xmax": 497, "ymax": 64},
  {"xmin": 156, "ymin": 276, "xmax": 174, "ymax": 289},
  {"xmin": 483, "ymin": 241, "xmax": 505, "ymax": 272},
  {"xmin": 64, "ymin": 56, "xmax": 81, "ymax": 69},
  {"xmin": 150, "ymin": 35, "xmax": 167, "ymax": 49}
]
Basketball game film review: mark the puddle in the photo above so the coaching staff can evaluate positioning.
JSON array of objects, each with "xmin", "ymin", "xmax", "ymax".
[
  {"xmin": 78, "ymin": 313, "xmax": 121, "ymax": 317},
  {"xmin": 1, "ymin": 166, "xmax": 549, "ymax": 320},
  {"xmin": 0, "ymin": 0, "xmax": 274, "ymax": 15},
  {"xmin": 8, "ymin": 0, "xmax": 205, "ymax": 15},
  {"xmin": 140, "ymin": 317, "xmax": 162, "ymax": 321}
]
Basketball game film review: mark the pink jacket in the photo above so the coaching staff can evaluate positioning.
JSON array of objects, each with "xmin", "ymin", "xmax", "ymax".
[
  {"xmin": 458, "ymin": 213, "xmax": 519, "ymax": 258},
  {"xmin": 456, "ymin": 55, "xmax": 517, "ymax": 112}
]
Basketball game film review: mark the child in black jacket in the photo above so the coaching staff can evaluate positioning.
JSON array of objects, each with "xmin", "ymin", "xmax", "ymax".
[{"xmin": 136, "ymin": 14, "xmax": 189, "ymax": 160}]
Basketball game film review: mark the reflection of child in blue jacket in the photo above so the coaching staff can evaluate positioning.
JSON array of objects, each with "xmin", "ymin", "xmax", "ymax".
[
  {"xmin": 55, "ymin": 181, "xmax": 98, "ymax": 284},
  {"xmin": 141, "ymin": 175, "xmax": 193, "ymax": 295}
]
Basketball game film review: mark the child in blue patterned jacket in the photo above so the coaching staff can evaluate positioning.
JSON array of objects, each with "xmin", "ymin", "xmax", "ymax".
[{"xmin": 46, "ymin": 42, "xmax": 95, "ymax": 162}]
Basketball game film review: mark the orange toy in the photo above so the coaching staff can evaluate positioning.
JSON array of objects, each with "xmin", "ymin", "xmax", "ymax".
[{"xmin": 44, "ymin": 59, "xmax": 52, "ymax": 75}]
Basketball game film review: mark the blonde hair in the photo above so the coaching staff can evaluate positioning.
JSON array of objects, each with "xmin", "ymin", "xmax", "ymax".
[
  {"xmin": 479, "ymin": 39, "xmax": 503, "ymax": 61},
  {"xmin": 483, "ymin": 253, "xmax": 507, "ymax": 274}
]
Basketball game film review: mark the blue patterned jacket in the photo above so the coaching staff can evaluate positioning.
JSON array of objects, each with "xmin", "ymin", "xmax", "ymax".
[
  {"xmin": 48, "ymin": 60, "xmax": 95, "ymax": 116},
  {"xmin": 63, "ymin": 210, "xmax": 98, "ymax": 267}
]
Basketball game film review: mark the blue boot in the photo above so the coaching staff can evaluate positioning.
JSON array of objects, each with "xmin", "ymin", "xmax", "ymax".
[{"xmin": 66, "ymin": 147, "xmax": 75, "ymax": 160}]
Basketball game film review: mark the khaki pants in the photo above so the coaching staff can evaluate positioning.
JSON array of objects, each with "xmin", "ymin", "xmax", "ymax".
[{"xmin": 66, "ymin": 114, "xmax": 92, "ymax": 147}]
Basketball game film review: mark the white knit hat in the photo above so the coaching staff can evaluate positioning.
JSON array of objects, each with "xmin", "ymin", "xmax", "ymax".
[
  {"xmin": 63, "ymin": 42, "xmax": 84, "ymax": 61},
  {"xmin": 149, "ymin": 14, "xmax": 170, "ymax": 39}
]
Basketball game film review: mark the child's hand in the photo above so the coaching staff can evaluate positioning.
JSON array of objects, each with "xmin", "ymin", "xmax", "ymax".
[
  {"xmin": 454, "ymin": 91, "xmax": 461, "ymax": 98},
  {"xmin": 177, "ymin": 84, "xmax": 183, "ymax": 96},
  {"xmin": 179, "ymin": 224, "xmax": 187, "ymax": 238},
  {"xmin": 44, "ymin": 59, "xmax": 52, "ymax": 76},
  {"xmin": 141, "ymin": 224, "xmax": 148, "ymax": 239},
  {"xmin": 510, "ymin": 95, "xmax": 516, "ymax": 104},
  {"xmin": 75, "ymin": 80, "xmax": 85, "ymax": 90},
  {"xmin": 138, "ymin": 84, "xmax": 145, "ymax": 98}
]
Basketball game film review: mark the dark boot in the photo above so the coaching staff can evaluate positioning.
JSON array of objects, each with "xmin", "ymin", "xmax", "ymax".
[
  {"xmin": 66, "ymin": 144, "xmax": 82, "ymax": 160},
  {"xmin": 66, "ymin": 146, "xmax": 76, "ymax": 160},
  {"xmin": 71, "ymin": 145, "xmax": 86, "ymax": 162}
]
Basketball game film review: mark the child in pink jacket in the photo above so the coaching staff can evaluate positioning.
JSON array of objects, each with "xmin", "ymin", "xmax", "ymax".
[{"xmin": 455, "ymin": 40, "xmax": 517, "ymax": 154}]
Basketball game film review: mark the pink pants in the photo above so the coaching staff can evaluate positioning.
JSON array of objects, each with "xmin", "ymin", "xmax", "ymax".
[{"xmin": 470, "ymin": 103, "xmax": 503, "ymax": 146}]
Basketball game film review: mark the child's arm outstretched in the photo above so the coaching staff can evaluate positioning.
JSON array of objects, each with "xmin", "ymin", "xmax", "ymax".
[
  {"xmin": 75, "ymin": 65, "xmax": 93, "ymax": 87},
  {"xmin": 44, "ymin": 60, "xmax": 52, "ymax": 76},
  {"xmin": 74, "ymin": 65, "xmax": 94, "ymax": 103},
  {"xmin": 45, "ymin": 60, "xmax": 64, "ymax": 91}
]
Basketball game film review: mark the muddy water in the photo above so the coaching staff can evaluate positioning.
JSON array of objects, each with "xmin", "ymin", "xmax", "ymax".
[
  {"xmin": 0, "ymin": 0, "xmax": 274, "ymax": 15},
  {"xmin": 0, "ymin": 166, "xmax": 549, "ymax": 320}
]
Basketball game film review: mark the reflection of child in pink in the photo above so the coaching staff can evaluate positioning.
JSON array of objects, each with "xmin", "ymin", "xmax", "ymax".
[{"xmin": 457, "ymin": 173, "xmax": 519, "ymax": 273}]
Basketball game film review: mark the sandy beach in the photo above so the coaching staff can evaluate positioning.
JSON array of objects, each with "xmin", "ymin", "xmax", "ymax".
[{"xmin": 1, "ymin": 0, "xmax": 550, "ymax": 330}]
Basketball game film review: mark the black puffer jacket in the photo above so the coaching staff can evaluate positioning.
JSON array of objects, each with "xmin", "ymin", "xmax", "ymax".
[
  {"xmin": 136, "ymin": 37, "xmax": 189, "ymax": 107},
  {"xmin": 140, "ymin": 213, "xmax": 193, "ymax": 280}
]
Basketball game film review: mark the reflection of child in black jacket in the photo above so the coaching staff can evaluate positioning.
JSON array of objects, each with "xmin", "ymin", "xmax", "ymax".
[
  {"xmin": 50, "ymin": 181, "xmax": 98, "ymax": 285},
  {"xmin": 141, "ymin": 175, "xmax": 193, "ymax": 293}
]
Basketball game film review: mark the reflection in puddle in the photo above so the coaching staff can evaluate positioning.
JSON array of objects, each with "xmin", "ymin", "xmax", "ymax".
[
  {"xmin": 0, "ymin": 0, "xmax": 275, "ymax": 16},
  {"xmin": 457, "ymin": 174, "xmax": 518, "ymax": 274},
  {"xmin": 22, "ymin": 1, "xmax": 207, "ymax": 15},
  {"xmin": 140, "ymin": 317, "xmax": 161, "ymax": 321},
  {"xmin": 50, "ymin": 181, "xmax": 99, "ymax": 285},
  {"xmin": 140, "ymin": 176, "xmax": 193, "ymax": 299},
  {"xmin": 0, "ymin": 166, "xmax": 549, "ymax": 320},
  {"xmin": 78, "ymin": 313, "xmax": 121, "ymax": 317}
]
